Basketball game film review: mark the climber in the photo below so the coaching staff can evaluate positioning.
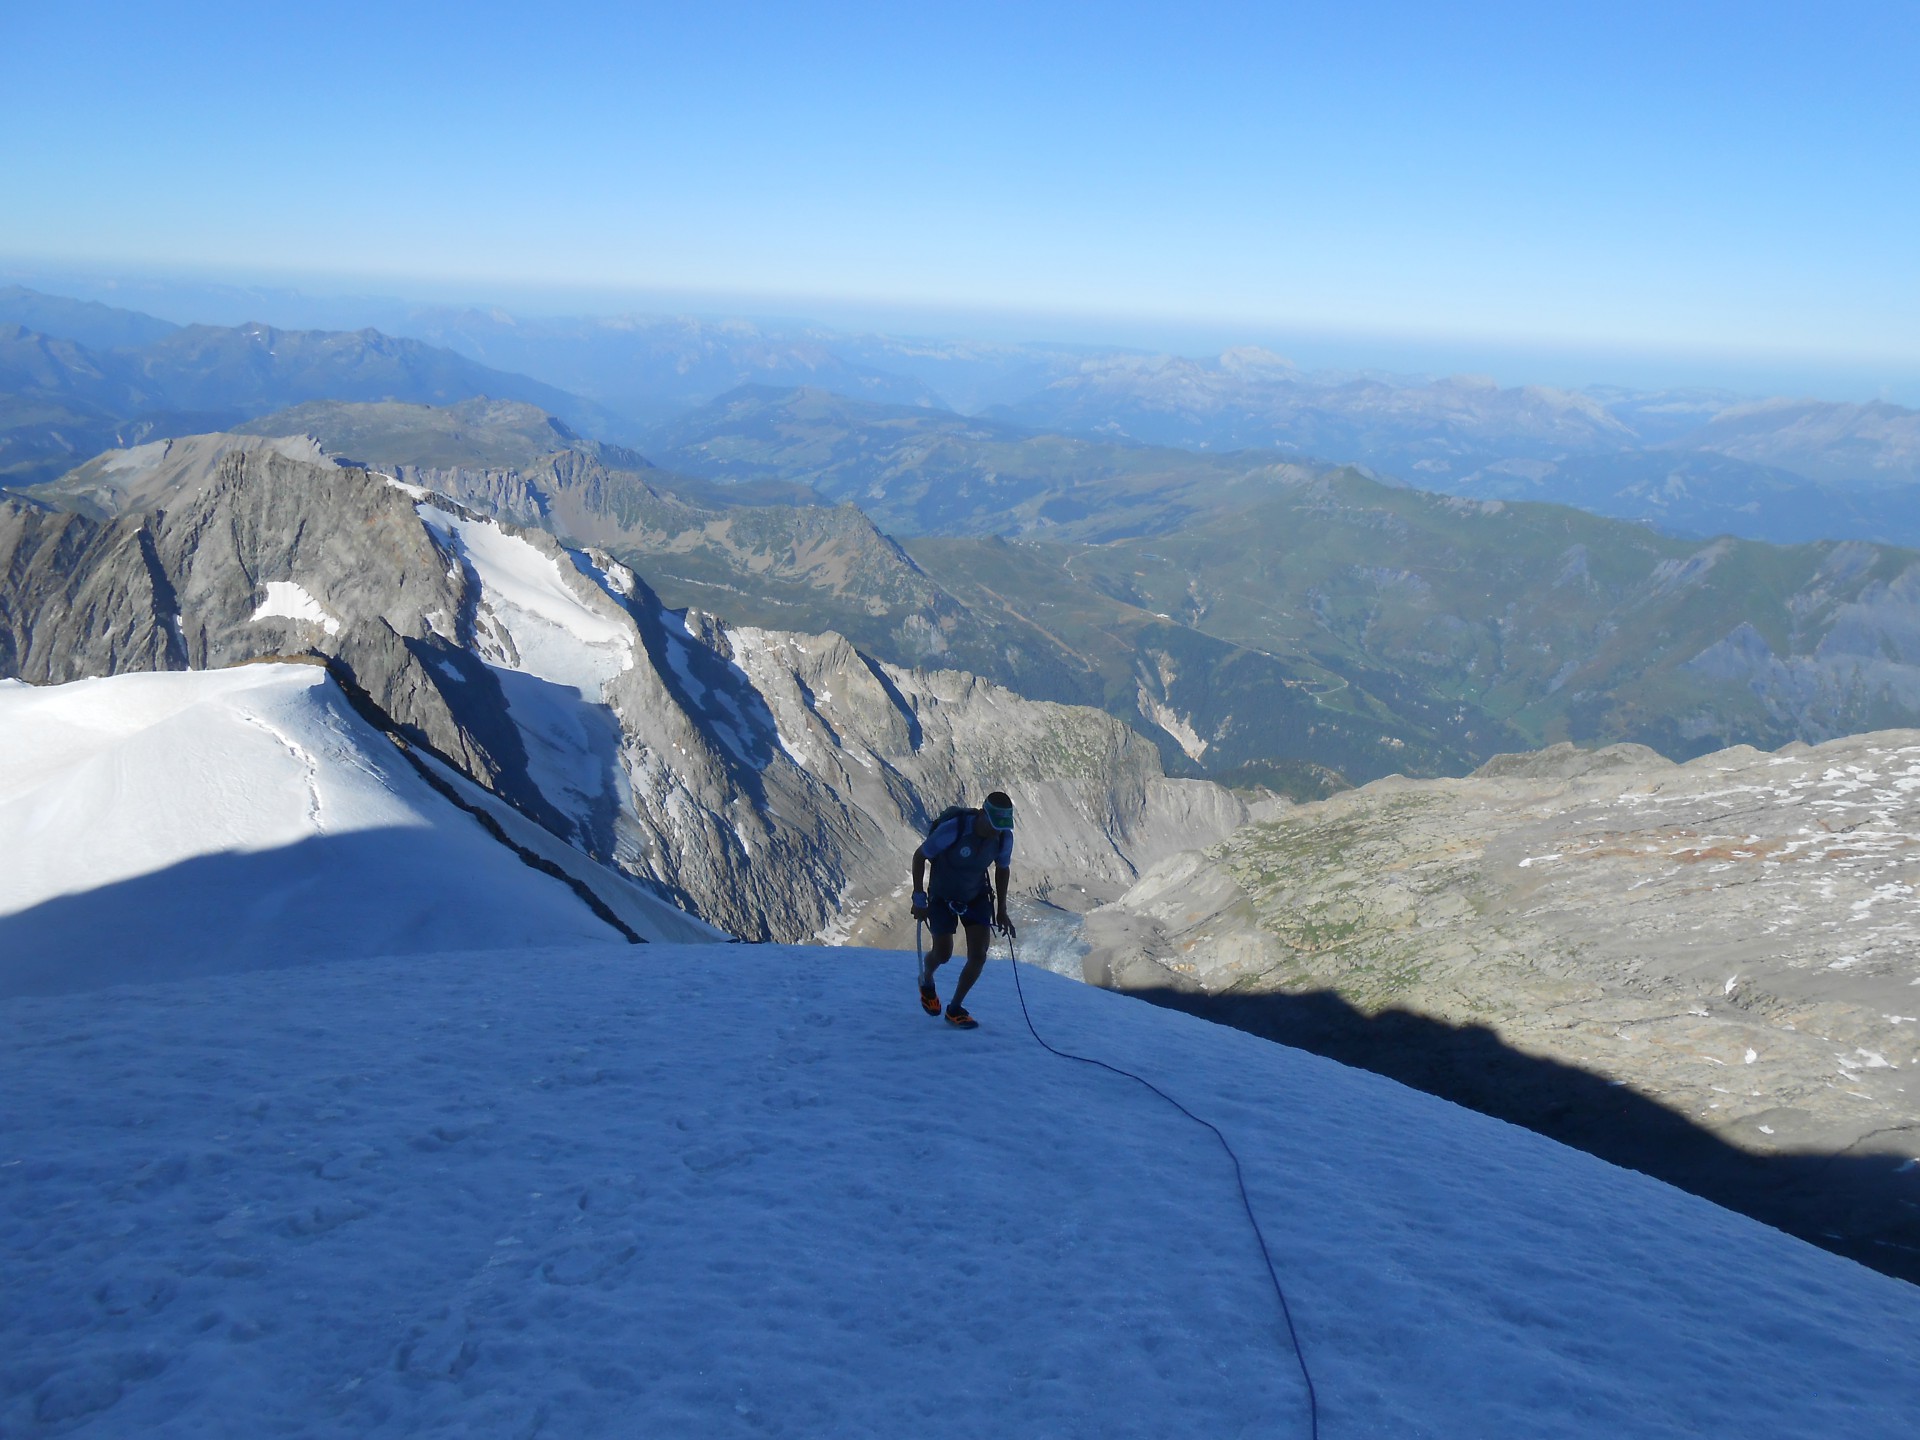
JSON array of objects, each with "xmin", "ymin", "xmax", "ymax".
[{"xmin": 911, "ymin": 792, "xmax": 1016, "ymax": 1029}]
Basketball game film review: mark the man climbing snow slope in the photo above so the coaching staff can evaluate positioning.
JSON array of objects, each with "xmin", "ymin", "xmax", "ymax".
[{"xmin": 911, "ymin": 792, "xmax": 1017, "ymax": 1029}]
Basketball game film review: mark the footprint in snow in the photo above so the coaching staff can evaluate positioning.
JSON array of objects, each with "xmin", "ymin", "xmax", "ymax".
[
  {"xmin": 282, "ymin": 1199, "xmax": 368, "ymax": 1236},
  {"xmin": 399, "ymin": 1310, "xmax": 474, "ymax": 1379},
  {"xmin": 576, "ymin": 1178, "xmax": 643, "ymax": 1214},
  {"xmin": 95, "ymin": 1273, "xmax": 176, "ymax": 1316},
  {"xmin": 542, "ymin": 1240, "xmax": 637, "ymax": 1286},
  {"xmin": 682, "ymin": 1142, "xmax": 761, "ymax": 1175},
  {"xmin": 316, "ymin": 1148, "xmax": 381, "ymax": 1179},
  {"xmin": 34, "ymin": 1351, "xmax": 165, "ymax": 1424}
]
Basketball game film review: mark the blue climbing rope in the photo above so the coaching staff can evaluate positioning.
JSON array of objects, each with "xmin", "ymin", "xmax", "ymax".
[{"xmin": 1003, "ymin": 932, "xmax": 1322, "ymax": 1440}]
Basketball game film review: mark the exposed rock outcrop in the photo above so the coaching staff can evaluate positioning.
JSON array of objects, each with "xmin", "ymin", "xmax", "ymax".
[{"xmin": 1083, "ymin": 732, "xmax": 1920, "ymax": 1275}]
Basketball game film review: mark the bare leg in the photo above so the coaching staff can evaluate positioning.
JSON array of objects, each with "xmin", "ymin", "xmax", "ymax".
[
  {"xmin": 949, "ymin": 923, "xmax": 991, "ymax": 1008},
  {"xmin": 921, "ymin": 929, "xmax": 955, "ymax": 986}
]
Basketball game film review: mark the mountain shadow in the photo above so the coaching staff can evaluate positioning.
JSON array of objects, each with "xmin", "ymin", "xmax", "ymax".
[
  {"xmin": 1127, "ymin": 985, "xmax": 1920, "ymax": 1287},
  {"xmin": 0, "ymin": 831, "xmax": 638, "ymax": 999}
]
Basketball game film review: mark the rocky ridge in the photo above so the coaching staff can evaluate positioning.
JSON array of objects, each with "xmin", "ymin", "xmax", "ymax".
[
  {"xmin": 0, "ymin": 445, "xmax": 1260, "ymax": 944},
  {"xmin": 221, "ymin": 401, "xmax": 1119, "ymax": 708}
]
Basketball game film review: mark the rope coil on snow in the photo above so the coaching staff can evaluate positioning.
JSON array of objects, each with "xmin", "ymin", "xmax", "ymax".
[{"xmin": 1003, "ymin": 934, "xmax": 1322, "ymax": 1440}]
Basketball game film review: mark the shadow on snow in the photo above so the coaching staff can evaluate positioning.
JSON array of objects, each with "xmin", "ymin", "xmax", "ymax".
[{"xmin": 0, "ymin": 832, "xmax": 633, "ymax": 1000}]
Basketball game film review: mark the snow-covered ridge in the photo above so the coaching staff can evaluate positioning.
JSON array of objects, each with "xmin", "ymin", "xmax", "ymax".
[{"xmin": 0, "ymin": 664, "xmax": 718, "ymax": 995}]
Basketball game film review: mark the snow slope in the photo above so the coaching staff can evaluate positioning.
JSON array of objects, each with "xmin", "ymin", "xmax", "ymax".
[
  {"xmin": 3, "ymin": 944, "xmax": 1916, "ymax": 1437},
  {"xmin": 417, "ymin": 503, "xmax": 635, "ymax": 696},
  {"xmin": 0, "ymin": 665, "xmax": 717, "ymax": 996}
]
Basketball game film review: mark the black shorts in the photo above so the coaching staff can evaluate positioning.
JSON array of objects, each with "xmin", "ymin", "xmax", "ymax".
[{"xmin": 925, "ymin": 891, "xmax": 993, "ymax": 936}]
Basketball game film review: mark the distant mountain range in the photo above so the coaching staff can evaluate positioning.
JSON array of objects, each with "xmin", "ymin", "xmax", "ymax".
[
  {"xmin": 42, "ymin": 393, "xmax": 1916, "ymax": 799},
  {"xmin": 1438, "ymin": 450, "xmax": 1920, "ymax": 549},
  {"xmin": 9, "ymin": 283, "xmax": 1920, "ymax": 550},
  {"xmin": 1680, "ymin": 397, "xmax": 1920, "ymax": 485},
  {"xmin": 420, "ymin": 306, "xmax": 1918, "ymax": 547},
  {"xmin": 0, "ymin": 284, "xmax": 180, "ymax": 350},
  {"xmin": 645, "ymin": 384, "xmax": 1309, "ymax": 539},
  {"xmin": 985, "ymin": 350, "xmax": 1920, "ymax": 541},
  {"xmin": 0, "ymin": 288, "xmax": 616, "ymax": 486},
  {"xmin": 647, "ymin": 386, "xmax": 1920, "ymax": 778},
  {"xmin": 389, "ymin": 308, "xmax": 946, "ymax": 424},
  {"xmin": 989, "ymin": 349, "xmax": 1640, "ymax": 457}
]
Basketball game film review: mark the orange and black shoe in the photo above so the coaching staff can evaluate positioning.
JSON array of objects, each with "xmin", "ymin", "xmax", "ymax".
[
  {"xmin": 944, "ymin": 1003, "xmax": 979, "ymax": 1030},
  {"xmin": 919, "ymin": 982, "xmax": 941, "ymax": 1016}
]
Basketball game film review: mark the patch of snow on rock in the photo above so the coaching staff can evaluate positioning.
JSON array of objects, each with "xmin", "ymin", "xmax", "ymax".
[{"xmin": 250, "ymin": 580, "xmax": 341, "ymax": 637}]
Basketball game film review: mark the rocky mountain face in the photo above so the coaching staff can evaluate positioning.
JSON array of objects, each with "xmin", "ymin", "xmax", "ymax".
[
  {"xmin": 213, "ymin": 400, "xmax": 1148, "ymax": 724},
  {"xmin": 26, "ymin": 431, "xmax": 333, "ymax": 519},
  {"xmin": 229, "ymin": 403, "xmax": 1382, "ymax": 796},
  {"xmin": 231, "ymin": 397, "xmax": 648, "ymax": 474},
  {"xmin": 1677, "ymin": 398, "xmax": 1920, "ymax": 488},
  {"xmin": 1082, "ymin": 733, "xmax": 1920, "ymax": 1279},
  {"xmin": 0, "ymin": 445, "xmax": 1260, "ymax": 944},
  {"xmin": 212, "ymin": 401, "xmax": 1062, "ymax": 692},
  {"xmin": 445, "ymin": 389, "xmax": 1920, "ymax": 789}
]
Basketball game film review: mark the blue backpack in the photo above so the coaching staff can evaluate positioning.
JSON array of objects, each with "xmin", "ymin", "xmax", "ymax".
[{"xmin": 923, "ymin": 805, "xmax": 995, "ymax": 906}]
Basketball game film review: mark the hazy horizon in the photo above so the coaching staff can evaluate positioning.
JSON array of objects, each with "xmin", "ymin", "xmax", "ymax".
[
  {"xmin": 5, "ymin": 2, "xmax": 1917, "ymax": 407},
  {"xmin": 10, "ymin": 258, "xmax": 1920, "ymax": 410}
]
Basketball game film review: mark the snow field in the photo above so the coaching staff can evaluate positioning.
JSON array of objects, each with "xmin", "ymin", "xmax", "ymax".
[
  {"xmin": 0, "ymin": 667, "xmax": 666, "ymax": 995},
  {"xmin": 3, "ymin": 945, "xmax": 1918, "ymax": 1438},
  {"xmin": 418, "ymin": 505, "xmax": 633, "ymax": 696},
  {"xmin": 414, "ymin": 503, "xmax": 649, "ymax": 847}
]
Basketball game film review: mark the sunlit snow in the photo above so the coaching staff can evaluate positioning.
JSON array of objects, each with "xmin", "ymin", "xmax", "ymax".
[
  {"xmin": 0, "ymin": 666, "xmax": 711, "ymax": 995},
  {"xmin": 419, "ymin": 504, "xmax": 634, "ymax": 695}
]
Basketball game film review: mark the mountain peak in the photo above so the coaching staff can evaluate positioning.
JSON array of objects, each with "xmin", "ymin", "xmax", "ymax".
[{"xmin": 1217, "ymin": 344, "xmax": 1295, "ymax": 374}]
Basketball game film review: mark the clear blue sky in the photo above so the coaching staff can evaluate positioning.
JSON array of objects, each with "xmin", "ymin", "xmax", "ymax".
[{"xmin": 5, "ymin": 1, "xmax": 1918, "ymax": 375}]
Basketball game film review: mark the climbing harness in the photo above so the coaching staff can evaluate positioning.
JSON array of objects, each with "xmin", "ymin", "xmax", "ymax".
[{"xmin": 1002, "ymin": 932, "xmax": 1322, "ymax": 1440}]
